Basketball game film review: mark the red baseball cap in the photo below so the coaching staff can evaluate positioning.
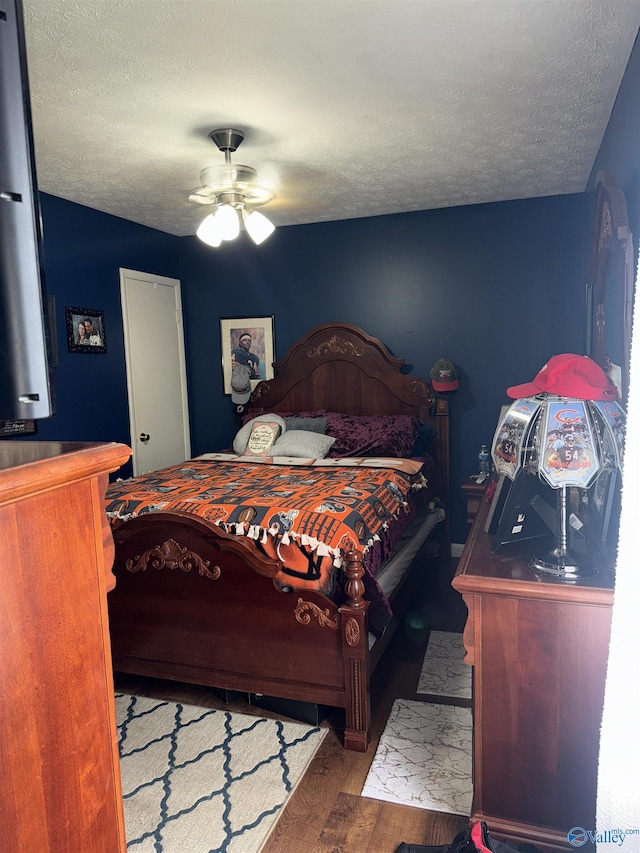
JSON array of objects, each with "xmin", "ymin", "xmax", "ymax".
[
  {"xmin": 506, "ymin": 353, "xmax": 618, "ymax": 401},
  {"xmin": 430, "ymin": 358, "xmax": 459, "ymax": 392}
]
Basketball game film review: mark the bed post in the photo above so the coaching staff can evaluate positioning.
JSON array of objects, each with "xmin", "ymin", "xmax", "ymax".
[{"xmin": 340, "ymin": 549, "xmax": 371, "ymax": 752}]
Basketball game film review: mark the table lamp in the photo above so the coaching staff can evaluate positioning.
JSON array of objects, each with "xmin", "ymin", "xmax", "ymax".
[{"xmin": 492, "ymin": 354, "xmax": 625, "ymax": 580}]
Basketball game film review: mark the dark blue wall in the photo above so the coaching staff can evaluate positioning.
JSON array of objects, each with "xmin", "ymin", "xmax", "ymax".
[
  {"xmin": 31, "ymin": 192, "xmax": 590, "ymax": 545},
  {"xmin": 35, "ymin": 195, "xmax": 181, "ymax": 465},
  {"xmin": 180, "ymin": 194, "xmax": 590, "ymax": 544}
]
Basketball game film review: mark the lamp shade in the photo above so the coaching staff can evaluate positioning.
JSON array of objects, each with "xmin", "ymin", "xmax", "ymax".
[
  {"xmin": 538, "ymin": 399, "xmax": 600, "ymax": 489},
  {"xmin": 591, "ymin": 400, "xmax": 626, "ymax": 469},
  {"xmin": 196, "ymin": 213, "xmax": 222, "ymax": 247},
  {"xmin": 215, "ymin": 204, "xmax": 240, "ymax": 241},
  {"xmin": 243, "ymin": 209, "xmax": 275, "ymax": 245},
  {"xmin": 489, "ymin": 393, "xmax": 626, "ymax": 580},
  {"xmin": 491, "ymin": 398, "xmax": 539, "ymax": 481}
]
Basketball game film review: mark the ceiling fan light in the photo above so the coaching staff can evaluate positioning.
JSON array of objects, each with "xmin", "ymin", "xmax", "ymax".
[
  {"xmin": 244, "ymin": 209, "xmax": 275, "ymax": 245},
  {"xmin": 190, "ymin": 130, "xmax": 275, "ymax": 247},
  {"xmin": 215, "ymin": 203, "xmax": 240, "ymax": 240},
  {"xmin": 196, "ymin": 213, "xmax": 222, "ymax": 247}
]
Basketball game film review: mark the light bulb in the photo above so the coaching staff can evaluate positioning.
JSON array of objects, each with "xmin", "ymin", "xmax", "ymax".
[
  {"xmin": 243, "ymin": 209, "xmax": 276, "ymax": 245},
  {"xmin": 196, "ymin": 213, "xmax": 222, "ymax": 247},
  {"xmin": 215, "ymin": 204, "xmax": 240, "ymax": 241}
]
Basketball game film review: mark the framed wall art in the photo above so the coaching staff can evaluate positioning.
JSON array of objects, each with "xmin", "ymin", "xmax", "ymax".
[
  {"xmin": 65, "ymin": 306, "xmax": 107, "ymax": 353},
  {"xmin": 220, "ymin": 315, "xmax": 275, "ymax": 394},
  {"xmin": 587, "ymin": 171, "xmax": 634, "ymax": 404}
]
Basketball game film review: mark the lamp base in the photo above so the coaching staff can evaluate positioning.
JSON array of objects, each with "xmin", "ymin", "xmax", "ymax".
[{"xmin": 528, "ymin": 547, "xmax": 597, "ymax": 581}]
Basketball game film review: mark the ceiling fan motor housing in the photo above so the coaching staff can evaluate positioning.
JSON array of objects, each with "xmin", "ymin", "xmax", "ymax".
[
  {"xmin": 209, "ymin": 128, "xmax": 245, "ymax": 153},
  {"xmin": 188, "ymin": 127, "xmax": 275, "ymax": 219}
]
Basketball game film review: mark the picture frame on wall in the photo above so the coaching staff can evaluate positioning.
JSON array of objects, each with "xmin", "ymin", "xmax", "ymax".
[
  {"xmin": 587, "ymin": 172, "xmax": 634, "ymax": 404},
  {"xmin": 220, "ymin": 315, "xmax": 275, "ymax": 395},
  {"xmin": 65, "ymin": 306, "xmax": 107, "ymax": 353}
]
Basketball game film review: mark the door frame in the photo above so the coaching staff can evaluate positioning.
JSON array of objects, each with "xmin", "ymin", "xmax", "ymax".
[{"xmin": 119, "ymin": 268, "xmax": 191, "ymax": 476}]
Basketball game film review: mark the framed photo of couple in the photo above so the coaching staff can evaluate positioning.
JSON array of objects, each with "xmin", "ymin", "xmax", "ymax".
[
  {"xmin": 65, "ymin": 306, "xmax": 107, "ymax": 354},
  {"xmin": 220, "ymin": 315, "xmax": 275, "ymax": 395}
]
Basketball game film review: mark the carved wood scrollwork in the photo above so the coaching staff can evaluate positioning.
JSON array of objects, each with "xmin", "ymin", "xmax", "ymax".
[
  {"xmin": 409, "ymin": 378, "xmax": 430, "ymax": 399},
  {"xmin": 350, "ymin": 657, "xmax": 363, "ymax": 730},
  {"xmin": 294, "ymin": 598, "xmax": 340, "ymax": 628},
  {"xmin": 307, "ymin": 335, "xmax": 365, "ymax": 358},
  {"xmin": 251, "ymin": 382, "xmax": 270, "ymax": 400},
  {"xmin": 344, "ymin": 617, "xmax": 360, "ymax": 647},
  {"xmin": 126, "ymin": 538, "xmax": 219, "ymax": 579}
]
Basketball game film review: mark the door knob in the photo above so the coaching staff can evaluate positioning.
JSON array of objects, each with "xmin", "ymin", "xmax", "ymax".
[{"xmin": 139, "ymin": 432, "xmax": 150, "ymax": 443}]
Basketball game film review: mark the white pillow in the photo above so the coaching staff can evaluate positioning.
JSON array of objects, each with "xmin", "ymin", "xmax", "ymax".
[
  {"xmin": 270, "ymin": 430, "xmax": 336, "ymax": 459},
  {"xmin": 233, "ymin": 414, "xmax": 286, "ymax": 455}
]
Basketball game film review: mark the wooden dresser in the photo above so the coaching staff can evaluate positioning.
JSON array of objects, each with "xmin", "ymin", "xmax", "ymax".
[
  {"xmin": 452, "ymin": 497, "xmax": 614, "ymax": 851},
  {"xmin": 460, "ymin": 476, "xmax": 487, "ymax": 525},
  {"xmin": 0, "ymin": 441, "xmax": 131, "ymax": 853}
]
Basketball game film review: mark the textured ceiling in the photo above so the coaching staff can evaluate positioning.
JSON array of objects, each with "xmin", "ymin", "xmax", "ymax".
[{"xmin": 22, "ymin": 0, "xmax": 640, "ymax": 238}]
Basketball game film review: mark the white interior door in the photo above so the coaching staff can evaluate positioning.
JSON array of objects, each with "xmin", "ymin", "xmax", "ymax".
[{"xmin": 120, "ymin": 268, "xmax": 191, "ymax": 475}]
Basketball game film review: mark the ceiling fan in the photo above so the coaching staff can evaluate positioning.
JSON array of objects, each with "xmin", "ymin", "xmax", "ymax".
[{"xmin": 188, "ymin": 129, "xmax": 276, "ymax": 247}]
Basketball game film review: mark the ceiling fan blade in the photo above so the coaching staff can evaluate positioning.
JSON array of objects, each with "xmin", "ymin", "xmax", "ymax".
[{"xmin": 187, "ymin": 187, "xmax": 218, "ymax": 205}]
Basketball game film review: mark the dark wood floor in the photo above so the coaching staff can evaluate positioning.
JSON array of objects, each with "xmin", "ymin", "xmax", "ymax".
[{"xmin": 114, "ymin": 556, "xmax": 470, "ymax": 853}]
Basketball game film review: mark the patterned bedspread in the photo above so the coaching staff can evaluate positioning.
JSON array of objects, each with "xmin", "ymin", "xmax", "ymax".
[{"xmin": 105, "ymin": 454, "xmax": 433, "ymax": 635}]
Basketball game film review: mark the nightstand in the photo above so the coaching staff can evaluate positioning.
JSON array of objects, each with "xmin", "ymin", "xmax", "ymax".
[{"xmin": 461, "ymin": 476, "xmax": 487, "ymax": 525}]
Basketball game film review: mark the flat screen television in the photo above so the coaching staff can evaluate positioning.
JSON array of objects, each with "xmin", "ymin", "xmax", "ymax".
[{"xmin": 0, "ymin": 0, "xmax": 52, "ymax": 420}]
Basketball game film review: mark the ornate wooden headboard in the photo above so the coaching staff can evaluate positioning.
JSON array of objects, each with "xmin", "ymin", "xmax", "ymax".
[{"xmin": 247, "ymin": 322, "xmax": 450, "ymax": 496}]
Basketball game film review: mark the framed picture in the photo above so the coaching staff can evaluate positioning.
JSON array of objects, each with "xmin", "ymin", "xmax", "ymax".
[
  {"xmin": 220, "ymin": 315, "xmax": 275, "ymax": 394},
  {"xmin": 65, "ymin": 306, "xmax": 107, "ymax": 353},
  {"xmin": 0, "ymin": 419, "xmax": 37, "ymax": 437},
  {"xmin": 587, "ymin": 172, "xmax": 634, "ymax": 404}
]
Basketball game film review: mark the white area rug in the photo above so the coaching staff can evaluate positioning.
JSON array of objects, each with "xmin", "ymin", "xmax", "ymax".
[
  {"xmin": 361, "ymin": 698, "xmax": 472, "ymax": 816},
  {"xmin": 417, "ymin": 631, "xmax": 472, "ymax": 699},
  {"xmin": 116, "ymin": 692, "xmax": 327, "ymax": 853}
]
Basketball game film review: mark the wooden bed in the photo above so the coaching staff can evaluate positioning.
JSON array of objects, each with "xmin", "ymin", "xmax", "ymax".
[{"xmin": 107, "ymin": 322, "xmax": 449, "ymax": 751}]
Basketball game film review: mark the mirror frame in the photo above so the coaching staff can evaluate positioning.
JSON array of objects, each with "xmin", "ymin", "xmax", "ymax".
[{"xmin": 587, "ymin": 170, "xmax": 635, "ymax": 404}]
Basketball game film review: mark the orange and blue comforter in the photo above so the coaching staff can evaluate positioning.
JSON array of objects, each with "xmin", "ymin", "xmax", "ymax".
[{"xmin": 105, "ymin": 454, "xmax": 433, "ymax": 634}]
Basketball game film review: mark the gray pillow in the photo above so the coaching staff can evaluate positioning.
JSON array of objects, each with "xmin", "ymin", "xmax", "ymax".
[
  {"xmin": 233, "ymin": 413, "xmax": 286, "ymax": 455},
  {"xmin": 283, "ymin": 416, "xmax": 327, "ymax": 434},
  {"xmin": 270, "ymin": 430, "xmax": 336, "ymax": 458}
]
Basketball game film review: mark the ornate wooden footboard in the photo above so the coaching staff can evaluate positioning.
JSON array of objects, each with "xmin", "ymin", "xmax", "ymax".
[{"xmin": 108, "ymin": 510, "xmax": 373, "ymax": 751}]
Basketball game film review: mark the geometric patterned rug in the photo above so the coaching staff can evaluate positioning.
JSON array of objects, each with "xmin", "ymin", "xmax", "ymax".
[
  {"xmin": 361, "ymin": 698, "xmax": 472, "ymax": 816},
  {"xmin": 417, "ymin": 631, "xmax": 472, "ymax": 699},
  {"xmin": 116, "ymin": 693, "xmax": 327, "ymax": 853}
]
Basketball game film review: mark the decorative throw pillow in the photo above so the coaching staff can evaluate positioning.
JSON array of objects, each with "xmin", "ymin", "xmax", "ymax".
[
  {"xmin": 244, "ymin": 420, "xmax": 283, "ymax": 456},
  {"xmin": 324, "ymin": 413, "xmax": 422, "ymax": 458},
  {"xmin": 283, "ymin": 416, "xmax": 328, "ymax": 434},
  {"xmin": 270, "ymin": 430, "xmax": 336, "ymax": 458},
  {"xmin": 233, "ymin": 413, "xmax": 286, "ymax": 455}
]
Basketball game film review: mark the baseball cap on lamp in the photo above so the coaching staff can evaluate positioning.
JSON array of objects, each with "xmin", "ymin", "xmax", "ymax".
[
  {"xmin": 430, "ymin": 358, "xmax": 459, "ymax": 392},
  {"xmin": 506, "ymin": 353, "xmax": 617, "ymax": 401}
]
